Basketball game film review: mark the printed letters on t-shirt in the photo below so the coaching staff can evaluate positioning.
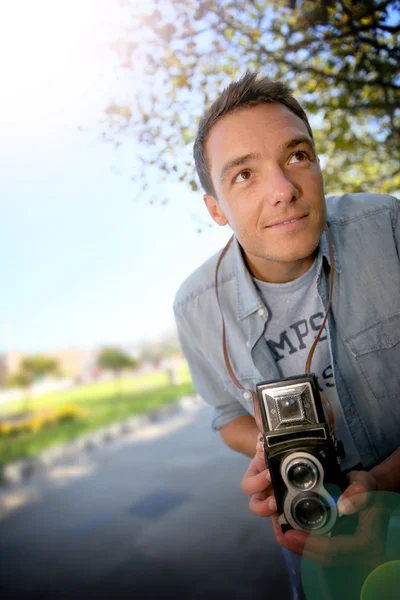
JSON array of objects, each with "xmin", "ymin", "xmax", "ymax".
[{"xmin": 266, "ymin": 311, "xmax": 333, "ymax": 392}]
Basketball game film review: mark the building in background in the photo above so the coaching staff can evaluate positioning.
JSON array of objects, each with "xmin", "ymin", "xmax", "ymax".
[
  {"xmin": 0, "ymin": 355, "xmax": 8, "ymax": 388},
  {"xmin": 0, "ymin": 352, "xmax": 26, "ymax": 388},
  {"xmin": 0, "ymin": 348, "xmax": 95, "ymax": 388},
  {"xmin": 0, "ymin": 330, "xmax": 181, "ymax": 388}
]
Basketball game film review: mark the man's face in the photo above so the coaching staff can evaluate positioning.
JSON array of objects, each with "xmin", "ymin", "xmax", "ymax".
[{"xmin": 203, "ymin": 103, "xmax": 326, "ymax": 282}]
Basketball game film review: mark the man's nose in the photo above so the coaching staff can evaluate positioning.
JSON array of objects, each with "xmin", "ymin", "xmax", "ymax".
[{"xmin": 265, "ymin": 167, "xmax": 299, "ymax": 205}]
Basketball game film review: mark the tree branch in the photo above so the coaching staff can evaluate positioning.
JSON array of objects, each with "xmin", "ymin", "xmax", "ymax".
[
  {"xmin": 207, "ymin": 8, "xmax": 399, "ymax": 90},
  {"xmin": 254, "ymin": 39, "xmax": 400, "ymax": 89}
]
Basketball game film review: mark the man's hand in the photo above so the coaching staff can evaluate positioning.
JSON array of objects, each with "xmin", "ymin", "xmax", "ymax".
[
  {"xmin": 241, "ymin": 447, "xmax": 391, "ymax": 566},
  {"xmin": 241, "ymin": 438, "xmax": 313, "ymax": 555},
  {"xmin": 280, "ymin": 470, "xmax": 391, "ymax": 568},
  {"xmin": 241, "ymin": 438, "xmax": 277, "ymax": 517}
]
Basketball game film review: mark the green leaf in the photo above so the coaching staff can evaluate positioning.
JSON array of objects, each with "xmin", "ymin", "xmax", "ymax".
[
  {"xmin": 224, "ymin": 28, "xmax": 234, "ymax": 41},
  {"xmin": 102, "ymin": 0, "xmax": 400, "ymax": 201}
]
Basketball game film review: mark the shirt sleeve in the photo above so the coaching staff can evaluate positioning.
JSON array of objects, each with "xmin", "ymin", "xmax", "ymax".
[{"xmin": 174, "ymin": 306, "xmax": 250, "ymax": 430}]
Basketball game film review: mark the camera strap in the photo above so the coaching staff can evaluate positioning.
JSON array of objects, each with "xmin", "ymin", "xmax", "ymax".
[{"xmin": 214, "ymin": 224, "xmax": 336, "ymax": 434}]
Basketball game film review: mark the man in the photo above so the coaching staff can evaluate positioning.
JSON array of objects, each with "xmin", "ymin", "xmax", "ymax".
[{"xmin": 173, "ymin": 71, "xmax": 400, "ymax": 597}]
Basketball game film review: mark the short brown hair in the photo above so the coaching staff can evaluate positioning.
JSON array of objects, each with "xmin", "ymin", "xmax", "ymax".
[{"xmin": 193, "ymin": 71, "xmax": 314, "ymax": 196}]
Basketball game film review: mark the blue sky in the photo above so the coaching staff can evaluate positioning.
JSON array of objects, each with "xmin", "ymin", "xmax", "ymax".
[{"xmin": 0, "ymin": 0, "xmax": 231, "ymax": 354}]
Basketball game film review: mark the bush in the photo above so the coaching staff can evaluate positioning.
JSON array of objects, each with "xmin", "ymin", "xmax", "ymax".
[{"xmin": 0, "ymin": 404, "xmax": 87, "ymax": 437}]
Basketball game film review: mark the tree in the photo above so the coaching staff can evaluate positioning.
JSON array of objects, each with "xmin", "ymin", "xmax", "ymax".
[
  {"xmin": 97, "ymin": 347, "xmax": 140, "ymax": 398},
  {"xmin": 97, "ymin": 347, "xmax": 140, "ymax": 376},
  {"xmin": 7, "ymin": 370, "xmax": 33, "ymax": 391},
  {"xmin": 20, "ymin": 355, "xmax": 60, "ymax": 381},
  {"xmin": 104, "ymin": 0, "xmax": 400, "ymax": 201},
  {"xmin": 6, "ymin": 370, "xmax": 33, "ymax": 416},
  {"xmin": 8, "ymin": 355, "xmax": 60, "ymax": 413}
]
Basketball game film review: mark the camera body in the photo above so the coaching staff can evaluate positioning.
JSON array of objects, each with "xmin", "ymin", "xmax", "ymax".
[{"xmin": 256, "ymin": 373, "xmax": 346, "ymax": 535}]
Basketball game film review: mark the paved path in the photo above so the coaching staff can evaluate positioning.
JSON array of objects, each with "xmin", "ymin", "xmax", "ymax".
[{"xmin": 0, "ymin": 400, "xmax": 292, "ymax": 600}]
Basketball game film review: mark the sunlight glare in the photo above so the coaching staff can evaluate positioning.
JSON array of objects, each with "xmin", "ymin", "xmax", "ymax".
[{"xmin": 0, "ymin": 0, "xmax": 112, "ymax": 128}]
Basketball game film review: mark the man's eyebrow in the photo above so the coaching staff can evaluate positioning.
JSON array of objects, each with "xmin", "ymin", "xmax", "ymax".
[
  {"xmin": 218, "ymin": 137, "xmax": 315, "ymax": 185},
  {"xmin": 281, "ymin": 136, "xmax": 315, "ymax": 152},
  {"xmin": 219, "ymin": 152, "xmax": 262, "ymax": 185}
]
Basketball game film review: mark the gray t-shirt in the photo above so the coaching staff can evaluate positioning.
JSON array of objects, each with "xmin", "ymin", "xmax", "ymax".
[{"xmin": 254, "ymin": 254, "xmax": 361, "ymax": 471}]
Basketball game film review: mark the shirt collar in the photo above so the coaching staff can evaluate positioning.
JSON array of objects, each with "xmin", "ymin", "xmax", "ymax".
[
  {"xmin": 232, "ymin": 224, "xmax": 341, "ymax": 322},
  {"xmin": 232, "ymin": 237, "xmax": 266, "ymax": 321}
]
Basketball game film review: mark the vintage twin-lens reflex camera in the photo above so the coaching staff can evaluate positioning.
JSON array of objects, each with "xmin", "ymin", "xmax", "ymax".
[{"xmin": 256, "ymin": 373, "xmax": 346, "ymax": 536}]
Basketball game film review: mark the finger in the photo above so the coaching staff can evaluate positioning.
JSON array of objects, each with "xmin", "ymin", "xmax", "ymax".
[
  {"xmin": 256, "ymin": 439, "xmax": 265, "ymax": 453},
  {"xmin": 290, "ymin": 530, "xmax": 329, "ymax": 554},
  {"xmin": 295, "ymin": 523, "xmax": 380, "ymax": 567},
  {"xmin": 286, "ymin": 509, "xmax": 386, "ymax": 566},
  {"xmin": 347, "ymin": 470, "xmax": 376, "ymax": 490},
  {"xmin": 337, "ymin": 471, "xmax": 373, "ymax": 515},
  {"xmin": 356, "ymin": 505, "xmax": 389, "ymax": 551},
  {"xmin": 249, "ymin": 491, "xmax": 277, "ymax": 517},
  {"xmin": 301, "ymin": 535, "xmax": 367, "ymax": 566},
  {"xmin": 272, "ymin": 518, "xmax": 305, "ymax": 556},
  {"xmin": 284, "ymin": 529, "xmax": 311, "ymax": 556},
  {"xmin": 337, "ymin": 492, "xmax": 368, "ymax": 515},
  {"xmin": 299, "ymin": 546, "xmax": 334, "ymax": 565},
  {"xmin": 241, "ymin": 468, "xmax": 271, "ymax": 496},
  {"xmin": 241, "ymin": 464, "xmax": 271, "ymax": 497},
  {"xmin": 246, "ymin": 449, "xmax": 267, "ymax": 477},
  {"xmin": 285, "ymin": 531, "xmax": 345, "ymax": 565}
]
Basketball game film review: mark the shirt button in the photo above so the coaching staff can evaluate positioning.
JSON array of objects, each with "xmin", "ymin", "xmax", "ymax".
[
  {"xmin": 243, "ymin": 391, "xmax": 251, "ymax": 400},
  {"xmin": 257, "ymin": 308, "xmax": 265, "ymax": 316},
  {"xmin": 246, "ymin": 341, "xmax": 250, "ymax": 349}
]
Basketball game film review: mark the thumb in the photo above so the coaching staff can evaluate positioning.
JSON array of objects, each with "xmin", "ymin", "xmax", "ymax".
[{"xmin": 337, "ymin": 471, "xmax": 374, "ymax": 515}]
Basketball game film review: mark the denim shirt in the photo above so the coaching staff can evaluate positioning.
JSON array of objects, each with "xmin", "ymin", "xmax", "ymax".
[{"xmin": 173, "ymin": 193, "xmax": 400, "ymax": 469}]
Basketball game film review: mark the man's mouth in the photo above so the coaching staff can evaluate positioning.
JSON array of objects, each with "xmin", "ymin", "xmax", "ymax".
[
  {"xmin": 279, "ymin": 218, "xmax": 301, "ymax": 225},
  {"xmin": 267, "ymin": 215, "xmax": 307, "ymax": 228}
]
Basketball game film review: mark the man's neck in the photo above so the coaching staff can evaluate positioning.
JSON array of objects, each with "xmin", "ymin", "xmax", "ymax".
[{"xmin": 243, "ymin": 251, "xmax": 317, "ymax": 284}]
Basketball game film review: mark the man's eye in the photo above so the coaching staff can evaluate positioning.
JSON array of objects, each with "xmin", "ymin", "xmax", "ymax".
[
  {"xmin": 234, "ymin": 169, "xmax": 252, "ymax": 183},
  {"xmin": 289, "ymin": 151, "xmax": 309, "ymax": 164}
]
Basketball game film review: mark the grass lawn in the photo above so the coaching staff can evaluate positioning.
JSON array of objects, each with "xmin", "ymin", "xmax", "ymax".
[
  {"xmin": 0, "ymin": 364, "xmax": 195, "ymax": 466},
  {"xmin": 1, "ymin": 368, "xmax": 185, "ymax": 416}
]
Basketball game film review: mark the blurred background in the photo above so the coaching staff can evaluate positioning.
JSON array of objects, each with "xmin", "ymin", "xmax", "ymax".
[{"xmin": 0, "ymin": 1, "xmax": 399, "ymax": 598}]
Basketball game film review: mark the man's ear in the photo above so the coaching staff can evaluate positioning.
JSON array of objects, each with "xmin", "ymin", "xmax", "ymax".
[{"xmin": 203, "ymin": 194, "xmax": 228, "ymax": 226}]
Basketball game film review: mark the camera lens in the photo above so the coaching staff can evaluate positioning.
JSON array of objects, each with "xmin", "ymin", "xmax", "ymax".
[
  {"xmin": 287, "ymin": 459, "xmax": 318, "ymax": 490},
  {"xmin": 292, "ymin": 494, "xmax": 329, "ymax": 530}
]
